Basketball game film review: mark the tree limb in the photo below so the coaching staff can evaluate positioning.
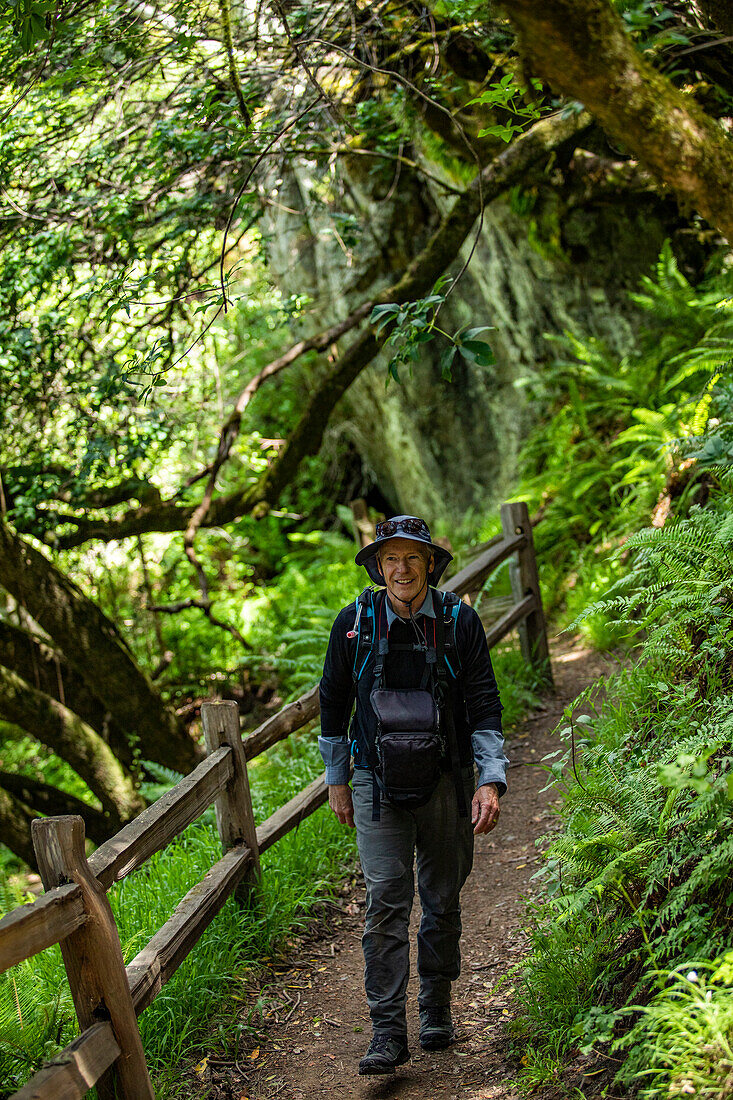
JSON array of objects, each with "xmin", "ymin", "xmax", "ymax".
[
  {"xmin": 0, "ymin": 784, "xmax": 38, "ymax": 869},
  {"xmin": 0, "ymin": 664, "xmax": 144, "ymax": 827},
  {"xmin": 502, "ymin": 0, "xmax": 733, "ymax": 243},
  {"xmin": 0, "ymin": 620, "xmax": 134, "ymax": 767},
  {"xmin": 0, "ymin": 772, "xmax": 109, "ymax": 843},
  {"xmin": 53, "ymin": 107, "xmax": 590, "ymax": 548},
  {"xmin": 0, "ymin": 519, "xmax": 202, "ymax": 772}
]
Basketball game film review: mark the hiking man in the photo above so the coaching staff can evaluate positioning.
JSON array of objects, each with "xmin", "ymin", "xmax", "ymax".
[{"xmin": 319, "ymin": 515, "xmax": 506, "ymax": 1075}]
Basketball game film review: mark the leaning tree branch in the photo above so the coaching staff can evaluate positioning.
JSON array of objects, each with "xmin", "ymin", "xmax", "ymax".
[
  {"xmin": 0, "ymin": 621, "xmax": 134, "ymax": 767},
  {"xmin": 0, "ymin": 784, "xmax": 39, "ymax": 869},
  {"xmin": 0, "ymin": 519, "xmax": 202, "ymax": 772},
  {"xmin": 53, "ymin": 108, "xmax": 590, "ymax": 549},
  {"xmin": 0, "ymin": 664, "xmax": 144, "ymax": 828},
  {"xmin": 502, "ymin": 0, "xmax": 733, "ymax": 243},
  {"xmin": 0, "ymin": 771, "xmax": 110, "ymax": 844},
  {"xmin": 149, "ymin": 595, "xmax": 253, "ymax": 650}
]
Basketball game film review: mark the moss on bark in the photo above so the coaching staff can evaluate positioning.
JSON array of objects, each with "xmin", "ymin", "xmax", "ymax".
[
  {"xmin": 0, "ymin": 519, "xmax": 201, "ymax": 773},
  {"xmin": 503, "ymin": 0, "xmax": 733, "ymax": 242},
  {"xmin": 0, "ymin": 771, "xmax": 109, "ymax": 843},
  {"xmin": 0, "ymin": 621, "xmax": 133, "ymax": 767},
  {"xmin": 0, "ymin": 664, "xmax": 145, "ymax": 827},
  {"xmin": 0, "ymin": 784, "xmax": 38, "ymax": 868}
]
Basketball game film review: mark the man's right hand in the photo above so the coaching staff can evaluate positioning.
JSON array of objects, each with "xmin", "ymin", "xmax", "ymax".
[{"xmin": 328, "ymin": 784, "xmax": 355, "ymax": 828}]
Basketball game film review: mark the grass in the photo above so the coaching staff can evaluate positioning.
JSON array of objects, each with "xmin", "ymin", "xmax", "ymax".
[
  {"xmin": 614, "ymin": 957, "xmax": 733, "ymax": 1099},
  {"xmin": 0, "ymin": 527, "xmax": 547, "ymax": 1098},
  {"xmin": 0, "ymin": 733, "xmax": 357, "ymax": 1099}
]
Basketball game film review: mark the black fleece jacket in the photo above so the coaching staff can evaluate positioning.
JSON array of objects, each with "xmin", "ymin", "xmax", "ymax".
[{"xmin": 319, "ymin": 589, "xmax": 503, "ymax": 782}]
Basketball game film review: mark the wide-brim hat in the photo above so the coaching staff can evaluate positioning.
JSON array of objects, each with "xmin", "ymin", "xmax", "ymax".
[{"xmin": 355, "ymin": 515, "xmax": 453, "ymax": 587}]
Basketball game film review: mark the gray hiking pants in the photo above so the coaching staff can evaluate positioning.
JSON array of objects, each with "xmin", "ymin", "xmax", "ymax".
[{"xmin": 351, "ymin": 766, "xmax": 475, "ymax": 1038}]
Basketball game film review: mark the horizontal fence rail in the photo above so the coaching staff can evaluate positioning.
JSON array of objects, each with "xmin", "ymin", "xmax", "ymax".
[
  {"xmin": 442, "ymin": 529, "xmax": 526, "ymax": 597},
  {"xmin": 256, "ymin": 772, "xmax": 329, "ymax": 854},
  {"xmin": 243, "ymin": 684, "xmax": 320, "ymax": 761},
  {"xmin": 89, "ymin": 745, "xmax": 234, "ymax": 890},
  {"xmin": 12, "ymin": 1022, "xmax": 121, "ymax": 1100},
  {"xmin": 0, "ymin": 882, "xmax": 85, "ymax": 975},
  {"xmin": 1, "ymin": 500, "xmax": 550, "ymax": 1100},
  {"xmin": 127, "ymin": 844, "xmax": 254, "ymax": 1015}
]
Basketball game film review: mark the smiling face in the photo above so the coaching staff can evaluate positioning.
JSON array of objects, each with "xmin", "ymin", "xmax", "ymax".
[{"xmin": 377, "ymin": 536, "xmax": 434, "ymax": 616}]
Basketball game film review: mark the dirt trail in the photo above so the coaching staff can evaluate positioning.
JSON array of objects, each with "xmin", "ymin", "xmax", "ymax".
[{"xmin": 187, "ymin": 638, "xmax": 618, "ymax": 1100}]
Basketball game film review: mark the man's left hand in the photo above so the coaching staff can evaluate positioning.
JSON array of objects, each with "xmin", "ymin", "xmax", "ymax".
[{"xmin": 471, "ymin": 783, "xmax": 500, "ymax": 835}]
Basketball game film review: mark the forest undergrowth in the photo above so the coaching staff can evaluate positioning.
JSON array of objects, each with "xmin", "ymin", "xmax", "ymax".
[
  {"xmin": 2, "ymin": 248, "xmax": 733, "ymax": 1097},
  {"xmin": 508, "ymin": 249, "xmax": 733, "ymax": 1098}
]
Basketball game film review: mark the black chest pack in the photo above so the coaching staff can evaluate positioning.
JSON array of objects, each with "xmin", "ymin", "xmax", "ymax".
[{"xmin": 348, "ymin": 587, "xmax": 468, "ymax": 821}]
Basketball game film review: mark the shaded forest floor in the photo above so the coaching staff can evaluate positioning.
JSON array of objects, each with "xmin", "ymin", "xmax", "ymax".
[{"xmin": 179, "ymin": 637, "xmax": 620, "ymax": 1100}]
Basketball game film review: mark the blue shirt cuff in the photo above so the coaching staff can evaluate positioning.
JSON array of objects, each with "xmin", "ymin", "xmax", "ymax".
[
  {"xmin": 318, "ymin": 735, "xmax": 351, "ymax": 786},
  {"xmin": 472, "ymin": 729, "xmax": 509, "ymax": 795}
]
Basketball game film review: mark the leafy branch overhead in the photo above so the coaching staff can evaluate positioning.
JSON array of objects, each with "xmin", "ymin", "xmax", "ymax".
[
  {"xmin": 2, "ymin": 0, "xmax": 733, "ymax": 553},
  {"xmin": 2, "ymin": 0, "xmax": 733, "ymax": 881},
  {"xmin": 370, "ymin": 280, "xmax": 495, "ymax": 386}
]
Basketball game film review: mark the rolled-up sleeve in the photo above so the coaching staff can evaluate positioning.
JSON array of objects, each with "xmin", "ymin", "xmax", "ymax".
[
  {"xmin": 458, "ymin": 605, "xmax": 508, "ymax": 796},
  {"xmin": 318, "ymin": 736, "xmax": 351, "ymax": 785},
  {"xmin": 471, "ymin": 730, "xmax": 509, "ymax": 795}
]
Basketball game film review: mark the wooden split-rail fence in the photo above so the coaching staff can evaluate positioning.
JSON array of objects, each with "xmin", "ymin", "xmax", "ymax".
[{"xmin": 0, "ymin": 501, "xmax": 550, "ymax": 1099}]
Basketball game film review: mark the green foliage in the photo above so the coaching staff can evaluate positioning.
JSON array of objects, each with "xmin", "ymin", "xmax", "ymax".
[
  {"xmin": 370, "ymin": 277, "xmax": 495, "ymax": 386},
  {"xmin": 471, "ymin": 74, "xmax": 547, "ymax": 142},
  {"xmin": 241, "ymin": 528, "xmax": 363, "ymax": 698},
  {"xmin": 514, "ymin": 409, "xmax": 733, "ymax": 1090},
  {"xmin": 0, "ymin": 732, "xmax": 356, "ymax": 1097},
  {"xmin": 614, "ymin": 957, "xmax": 733, "ymax": 1098},
  {"xmin": 573, "ymin": 469, "xmax": 733, "ymax": 671},
  {"xmin": 518, "ymin": 243, "xmax": 733, "ymax": 634}
]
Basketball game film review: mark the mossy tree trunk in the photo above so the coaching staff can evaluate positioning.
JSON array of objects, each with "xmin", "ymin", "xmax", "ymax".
[
  {"xmin": 0, "ymin": 519, "xmax": 201, "ymax": 774},
  {"xmin": 503, "ymin": 0, "xmax": 733, "ymax": 243},
  {"xmin": 0, "ymin": 621, "xmax": 134, "ymax": 767},
  {"xmin": 0, "ymin": 785, "xmax": 38, "ymax": 869},
  {"xmin": 0, "ymin": 665, "xmax": 145, "ymax": 829},
  {"xmin": 0, "ymin": 769, "xmax": 109, "ymax": 843}
]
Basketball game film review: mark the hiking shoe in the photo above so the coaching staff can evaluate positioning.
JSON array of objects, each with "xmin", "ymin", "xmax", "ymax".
[
  {"xmin": 358, "ymin": 1033, "xmax": 410, "ymax": 1075},
  {"xmin": 419, "ymin": 1004, "xmax": 454, "ymax": 1050}
]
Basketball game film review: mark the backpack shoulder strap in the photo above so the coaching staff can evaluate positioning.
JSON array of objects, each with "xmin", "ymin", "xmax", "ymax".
[
  {"xmin": 351, "ymin": 587, "xmax": 383, "ymax": 683},
  {"xmin": 434, "ymin": 589, "xmax": 462, "ymax": 678},
  {"xmin": 431, "ymin": 589, "xmax": 468, "ymax": 818}
]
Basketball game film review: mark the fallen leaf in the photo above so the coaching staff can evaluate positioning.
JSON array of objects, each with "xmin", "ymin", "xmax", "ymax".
[{"xmin": 249, "ymin": 1047, "xmax": 260, "ymax": 1060}]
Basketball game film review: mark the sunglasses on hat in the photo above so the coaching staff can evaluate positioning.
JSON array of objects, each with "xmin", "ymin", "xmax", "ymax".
[{"xmin": 376, "ymin": 517, "xmax": 430, "ymax": 540}]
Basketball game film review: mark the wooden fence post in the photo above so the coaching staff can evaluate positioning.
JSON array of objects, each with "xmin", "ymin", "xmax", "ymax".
[
  {"xmin": 349, "ymin": 498, "xmax": 376, "ymax": 548},
  {"xmin": 500, "ymin": 501, "xmax": 553, "ymax": 686},
  {"xmin": 31, "ymin": 816, "xmax": 155, "ymax": 1100},
  {"xmin": 201, "ymin": 700, "xmax": 261, "ymax": 897}
]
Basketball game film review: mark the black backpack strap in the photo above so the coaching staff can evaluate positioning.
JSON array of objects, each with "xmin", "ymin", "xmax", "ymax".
[
  {"xmin": 370, "ymin": 590, "xmax": 388, "ymax": 820},
  {"xmin": 351, "ymin": 587, "xmax": 376, "ymax": 683},
  {"xmin": 441, "ymin": 590, "xmax": 463, "ymax": 678},
  {"xmin": 433, "ymin": 589, "xmax": 468, "ymax": 818},
  {"xmin": 371, "ymin": 590, "xmax": 388, "ymax": 693}
]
